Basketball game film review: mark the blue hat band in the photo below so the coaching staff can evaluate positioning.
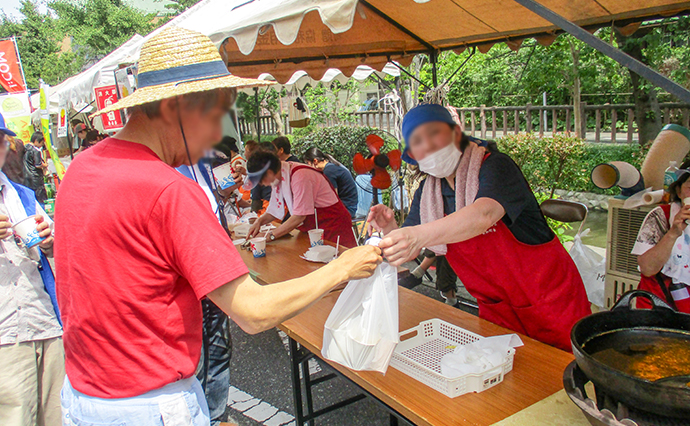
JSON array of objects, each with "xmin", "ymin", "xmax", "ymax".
[{"xmin": 137, "ymin": 60, "xmax": 231, "ymax": 88}]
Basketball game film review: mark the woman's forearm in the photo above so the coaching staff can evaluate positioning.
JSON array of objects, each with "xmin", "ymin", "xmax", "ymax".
[
  {"xmin": 418, "ymin": 198, "xmax": 504, "ymax": 248},
  {"xmin": 638, "ymin": 231, "xmax": 678, "ymax": 276},
  {"xmin": 273, "ymin": 214, "xmax": 305, "ymax": 238}
]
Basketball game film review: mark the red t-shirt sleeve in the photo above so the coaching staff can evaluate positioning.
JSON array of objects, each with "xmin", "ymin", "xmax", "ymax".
[{"xmin": 147, "ymin": 179, "xmax": 249, "ymax": 299}]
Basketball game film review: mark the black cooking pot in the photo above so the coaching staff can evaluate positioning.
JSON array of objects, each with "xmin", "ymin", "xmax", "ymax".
[{"xmin": 571, "ymin": 290, "xmax": 690, "ymax": 418}]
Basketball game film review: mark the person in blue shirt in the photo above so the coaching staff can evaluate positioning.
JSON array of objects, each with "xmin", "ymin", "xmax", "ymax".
[{"xmin": 302, "ymin": 147, "xmax": 358, "ymax": 218}]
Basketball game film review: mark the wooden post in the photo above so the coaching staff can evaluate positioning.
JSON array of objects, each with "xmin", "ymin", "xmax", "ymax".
[
  {"xmin": 470, "ymin": 111, "xmax": 476, "ymax": 136},
  {"xmin": 460, "ymin": 110, "xmax": 465, "ymax": 131},
  {"xmin": 525, "ymin": 104, "xmax": 532, "ymax": 133},
  {"xmin": 580, "ymin": 102, "xmax": 587, "ymax": 139},
  {"xmin": 492, "ymin": 109, "xmax": 497, "ymax": 139},
  {"xmin": 566, "ymin": 108, "xmax": 571, "ymax": 133},
  {"xmin": 664, "ymin": 107, "xmax": 671, "ymax": 125},
  {"xmin": 552, "ymin": 110, "xmax": 558, "ymax": 134},
  {"xmin": 514, "ymin": 110, "xmax": 519, "ymax": 134},
  {"xmin": 595, "ymin": 109, "xmax": 601, "ymax": 143},
  {"xmin": 480, "ymin": 105, "xmax": 487, "ymax": 139},
  {"xmin": 538, "ymin": 108, "xmax": 544, "ymax": 137},
  {"xmin": 611, "ymin": 109, "xmax": 617, "ymax": 143},
  {"xmin": 683, "ymin": 108, "xmax": 690, "ymax": 128},
  {"xmin": 502, "ymin": 110, "xmax": 508, "ymax": 136},
  {"xmin": 628, "ymin": 109, "xmax": 634, "ymax": 143}
]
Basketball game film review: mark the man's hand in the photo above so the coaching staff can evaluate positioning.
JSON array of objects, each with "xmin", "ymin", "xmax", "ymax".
[
  {"xmin": 367, "ymin": 204, "xmax": 398, "ymax": 235},
  {"xmin": 0, "ymin": 214, "xmax": 12, "ymax": 239},
  {"xmin": 35, "ymin": 215, "xmax": 53, "ymax": 249},
  {"xmin": 379, "ymin": 227, "xmax": 424, "ymax": 266},
  {"xmin": 329, "ymin": 245, "xmax": 382, "ymax": 282},
  {"xmin": 670, "ymin": 204, "xmax": 690, "ymax": 238}
]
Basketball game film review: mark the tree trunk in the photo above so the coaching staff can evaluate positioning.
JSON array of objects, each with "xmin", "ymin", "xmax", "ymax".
[
  {"xmin": 270, "ymin": 110, "xmax": 284, "ymax": 135},
  {"xmin": 615, "ymin": 30, "xmax": 662, "ymax": 146},
  {"xmin": 569, "ymin": 40, "xmax": 583, "ymax": 138}
]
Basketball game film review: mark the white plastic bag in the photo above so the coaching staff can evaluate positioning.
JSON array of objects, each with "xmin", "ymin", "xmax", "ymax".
[
  {"xmin": 322, "ymin": 262, "xmax": 399, "ymax": 373},
  {"xmin": 569, "ymin": 229, "xmax": 606, "ymax": 308}
]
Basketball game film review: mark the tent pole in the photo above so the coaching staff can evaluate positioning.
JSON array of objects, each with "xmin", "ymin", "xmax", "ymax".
[
  {"xmin": 430, "ymin": 51, "xmax": 439, "ymax": 87},
  {"xmin": 254, "ymin": 87, "xmax": 261, "ymax": 143},
  {"xmin": 511, "ymin": 0, "xmax": 690, "ymax": 104}
]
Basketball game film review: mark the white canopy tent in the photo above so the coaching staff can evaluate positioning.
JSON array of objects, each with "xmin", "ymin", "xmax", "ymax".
[{"xmin": 31, "ymin": 34, "xmax": 144, "ymax": 110}]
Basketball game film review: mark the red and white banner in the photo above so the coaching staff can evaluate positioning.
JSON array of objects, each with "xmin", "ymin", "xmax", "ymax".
[
  {"xmin": 0, "ymin": 38, "xmax": 26, "ymax": 93},
  {"xmin": 94, "ymin": 85, "xmax": 123, "ymax": 130}
]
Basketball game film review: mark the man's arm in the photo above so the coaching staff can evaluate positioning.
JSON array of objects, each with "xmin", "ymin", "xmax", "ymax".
[{"xmin": 208, "ymin": 245, "xmax": 381, "ymax": 334}]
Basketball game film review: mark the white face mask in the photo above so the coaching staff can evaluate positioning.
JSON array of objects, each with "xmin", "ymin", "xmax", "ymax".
[{"xmin": 416, "ymin": 131, "xmax": 461, "ymax": 178}]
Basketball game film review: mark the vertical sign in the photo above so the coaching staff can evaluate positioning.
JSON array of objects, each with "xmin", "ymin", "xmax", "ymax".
[
  {"xmin": 57, "ymin": 106, "xmax": 68, "ymax": 138},
  {"xmin": 0, "ymin": 91, "xmax": 31, "ymax": 142},
  {"xmin": 39, "ymin": 81, "xmax": 66, "ymax": 179},
  {"xmin": 0, "ymin": 38, "xmax": 26, "ymax": 93},
  {"xmin": 94, "ymin": 85, "xmax": 123, "ymax": 130}
]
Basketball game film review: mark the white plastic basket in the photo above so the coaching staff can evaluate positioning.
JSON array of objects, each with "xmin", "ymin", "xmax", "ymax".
[{"xmin": 389, "ymin": 319, "xmax": 515, "ymax": 398}]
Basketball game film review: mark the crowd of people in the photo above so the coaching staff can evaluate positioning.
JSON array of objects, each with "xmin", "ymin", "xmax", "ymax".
[{"xmin": 0, "ymin": 27, "xmax": 597, "ymax": 426}]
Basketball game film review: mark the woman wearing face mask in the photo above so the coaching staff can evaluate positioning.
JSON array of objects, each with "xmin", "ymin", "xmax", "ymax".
[
  {"xmin": 246, "ymin": 150, "xmax": 357, "ymax": 247},
  {"xmin": 368, "ymin": 104, "xmax": 590, "ymax": 352}
]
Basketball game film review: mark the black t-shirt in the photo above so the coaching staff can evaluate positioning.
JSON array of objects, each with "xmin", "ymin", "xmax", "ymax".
[
  {"xmin": 251, "ymin": 184, "xmax": 272, "ymax": 202},
  {"xmin": 403, "ymin": 152, "xmax": 553, "ymax": 245},
  {"xmin": 323, "ymin": 163, "xmax": 358, "ymax": 217}
]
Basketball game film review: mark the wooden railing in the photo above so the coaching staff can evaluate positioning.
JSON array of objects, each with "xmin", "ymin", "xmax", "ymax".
[{"xmin": 238, "ymin": 102, "xmax": 690, "ymax": 142}]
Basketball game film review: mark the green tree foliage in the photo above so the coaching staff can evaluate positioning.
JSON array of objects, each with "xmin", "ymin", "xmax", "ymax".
[
  {"xmin": 50, "ymin": 0, "xmax": 156, "ymax": 62},
  {"xmin": 163, "ymin": 0, "xmax": 198, "ymax": 14},
  {"xmin": 0, "ymin": 0, "xmax": 156, "ymax": 90},
  {"xmin": 0, "ymin": 0, "xmax": 82, "ymax": 88}
]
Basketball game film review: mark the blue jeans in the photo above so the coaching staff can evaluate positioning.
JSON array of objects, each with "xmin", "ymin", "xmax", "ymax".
[
  {"xmin": 61, "ymin": 376, "xmax": 210, "ymax": 426},
  {"xmin": 196, "ymin": 299, "xmax": 231, "ymax": 426}
]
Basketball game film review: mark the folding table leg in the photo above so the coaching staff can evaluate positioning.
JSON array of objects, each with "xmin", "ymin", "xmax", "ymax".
[{"xmin": 289, "ymin": 338, "xmax": 306, "ymax": 426}]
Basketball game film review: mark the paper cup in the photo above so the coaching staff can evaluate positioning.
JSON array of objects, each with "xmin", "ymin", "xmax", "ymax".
[
  {"xmin": 12, "ymin": 217, "xmax": 45, "ymax": 248},
  {"xmin": 250, "ymin": 237, "xmax": 266, "ymax": 258},
  {"xmin": 213, "ymin": 163, "xmax": 235, "ymax": 190},
  {"xmin": 308, "ymin": 229, "xmax": 324, "ymax": 247}
]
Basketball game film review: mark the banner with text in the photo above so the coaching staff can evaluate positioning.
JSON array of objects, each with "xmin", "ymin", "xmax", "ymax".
[
  {"xmin": 94, "ymin": 85, "xmax": 123, "ymax": 130},
  {"xmin": 0, "ymin": 38, "xmax": 26, "ymax": 93},
  {"xmin": 0, "ymin": 91, "xmax": 32, "ymax": 142}
]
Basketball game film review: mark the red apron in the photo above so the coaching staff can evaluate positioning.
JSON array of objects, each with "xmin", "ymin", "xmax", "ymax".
[
  {"xmin": 445, "ymin": 207, "xmax": 591, "ymax": 353},
  {"xmin": 289, "ymin": 165, "xmax": 357, "ymax": 248},
  {"xmin": 636, "ymin": 204, "xmax": 690, "ymax": 313}
]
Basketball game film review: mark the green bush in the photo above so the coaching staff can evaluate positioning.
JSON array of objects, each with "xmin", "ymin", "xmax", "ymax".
[
  {"xmin": 291, "ymin": 126, "xmax": 400, "ymax": 173},
  {"xmin": 496, "ymin": 133, "xmax": 649, "ymax": 195}
]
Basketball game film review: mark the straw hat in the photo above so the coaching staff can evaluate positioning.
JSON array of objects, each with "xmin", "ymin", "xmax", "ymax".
[{"xmin": 93, "ymin": 26, "xmax": 273, "ymax": 116}]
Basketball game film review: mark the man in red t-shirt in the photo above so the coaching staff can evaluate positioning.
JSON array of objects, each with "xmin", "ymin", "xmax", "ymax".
[{"xmin": 55, "ymin": 27, "xmax": 381, "ymax": 426}]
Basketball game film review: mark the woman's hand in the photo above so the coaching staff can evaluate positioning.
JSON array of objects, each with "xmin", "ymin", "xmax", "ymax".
[
  {"xmin": 35, "ymin": 215, "xmax": 53, "ymax": 249},
  {"xmin": 0, "ymin": 214, "xmax": 12, "ymax": 239},
  {"xmin": 379, "ymin": 227, "xmax": 424, "ymax": 266},
  {"xmin": 330, "ymin": 245, "xmax": 382, "ymax": 282},
  {"xmin": 367, "ymin": 204, "xmax": 398, "ymax": 235},
  {"xmin": 247, "ymin": 219, "xmax": 263, "ymax": 239},
  {"xmin": 670, "ymin": 205, "xmax": 690, "ymax": 238}
]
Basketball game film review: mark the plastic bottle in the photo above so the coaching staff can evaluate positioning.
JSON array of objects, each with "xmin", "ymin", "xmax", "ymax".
[{"xmin": 664, "ymin": 161, "xmax": 679, "ymax": 194}]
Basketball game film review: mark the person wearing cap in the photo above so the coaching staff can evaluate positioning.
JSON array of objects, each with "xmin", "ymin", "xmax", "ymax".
[
  {"xmin": 246, "ymin": 150, "xmax": 358, "ymax": 247},
  {"xmin": 23, "ymin": 131, "xmax": 48, "ymax": 204},
  {"xmin": 633, "ymin": 159, "xmax": 690, "ymax": 313},
  {"xmin": 73, "ymin": 123, "xmax": 88, "ymax": 151},
  {"xmin": 368, "ymin": 103, "xmax": 590, "ymax": 352},
  {"xmin": 54, "ymin": 27, "xmax": 381, "ymax": 426},
  {"xmin": 0, "ymin": 113, "xmax": 62, "ymax": 426}
]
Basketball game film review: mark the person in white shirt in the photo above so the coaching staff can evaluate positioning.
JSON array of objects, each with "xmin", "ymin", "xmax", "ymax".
[{"xmin": 0, "ymin": 113, "xmax": 62, "ymax": 426}]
